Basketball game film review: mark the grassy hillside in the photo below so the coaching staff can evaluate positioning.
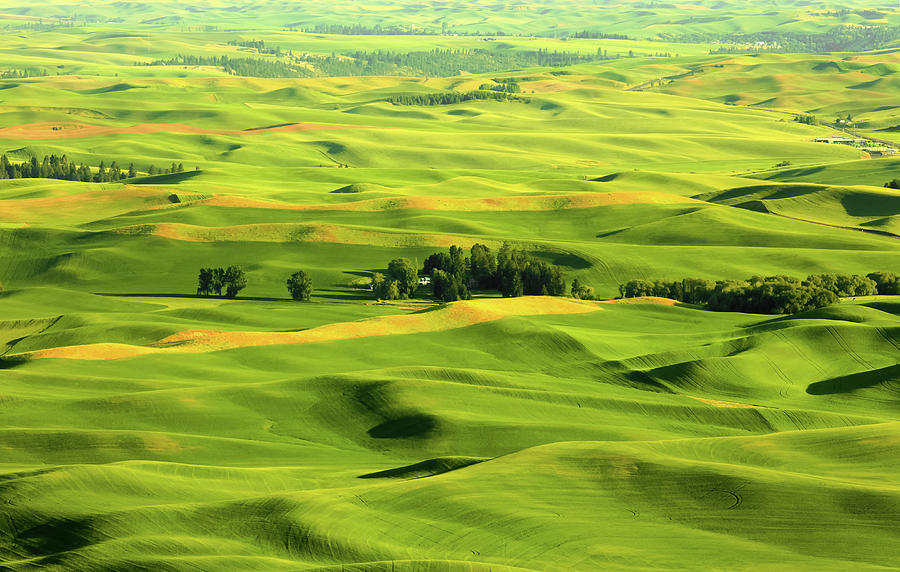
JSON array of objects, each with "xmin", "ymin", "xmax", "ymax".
[
  {"xmin": 0, "ymin": 2, "xmax": 898, "ymax": 570},
  {"xmin": 1, "ymin": 292, "xmax": 898, "ymax": 570}
]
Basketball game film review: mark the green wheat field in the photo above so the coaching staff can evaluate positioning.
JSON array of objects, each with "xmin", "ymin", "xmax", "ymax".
[{"xmin": 0, "ymin": 1, "xmax": 898, "ymax": 570}]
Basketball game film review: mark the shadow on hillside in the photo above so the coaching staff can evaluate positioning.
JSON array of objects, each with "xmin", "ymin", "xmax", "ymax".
[
  {"xmin": 359, "ymin": 456, "xmax": 485, "ymax": 479},
  {"xmin": 806, "ymin": 363, "xmax": 900, "ymax": 395},
  {"xmin": 368, "ymin": 413, "xmax": 438, "ymax": 439},
  {"xmin": 95, "ymin": 292, "xmax": 295, "ymax": 302},
  {"xmin": 0, "ymin": 356, "xmax": 26, "ymax": 369},
  {"xmin": 126, "ymin": 170, "xmax": 202, "ymax": 185},
  {"xmin": 95, "ymin": 291, "xmax": 370, "ymax": 302}
]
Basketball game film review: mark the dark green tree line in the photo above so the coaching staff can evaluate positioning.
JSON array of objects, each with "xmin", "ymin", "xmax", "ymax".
[
  {"xmin": 619, "ymin": 272, "xmax": 890, "ymax": 314},
  {"xmin": 197, "ymin": 266, "xmax": 247, "ymax": 298},
  {"xmin": 144, "ymin": 55, "xmax": 309, "ymax": 78},
  {"xmin": 571, "ymin": 30, "xmax": 630, "ymax": 40},
  {"xmin": 0, "ymin": 154, "xmax": 145, "ymax": 182},
  {"xmin": 867, "ymin": 272, "xmax": 900, "ymax": 295},
  {"xmin": 388, "ymin": 90, "xmax": 524, "ymax": 105},
  {"xmin": 425, "ymin": 243, "xmax": 565, "ymax": 301},
  {"xmin": 227, "ymin": 39, "xmax": 283, "ymax": 56}
]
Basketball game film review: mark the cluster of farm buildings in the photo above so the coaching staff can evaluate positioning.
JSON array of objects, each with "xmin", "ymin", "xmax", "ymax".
[{"xmin": 814, "ymin": 135, "xmax": 897, "ymax": 157}]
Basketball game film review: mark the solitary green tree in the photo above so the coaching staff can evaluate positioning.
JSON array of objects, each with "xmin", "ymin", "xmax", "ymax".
[{"xmin": 286, "ymin": 270, "xmax": 313, "ymax": 301}]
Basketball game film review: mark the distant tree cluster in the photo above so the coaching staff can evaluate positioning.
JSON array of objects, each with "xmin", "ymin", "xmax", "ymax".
[
  {"xmin": 295, "ymin": 23, "xmax": 515, "ymax": 37},
  {"xmin": 0, "ymin": 154, "xmax": 139, "ymax": 182},
  {"xmin": 303, "ymin": 48, "xmax": 610, "ymax": 78},
  {"xmin": 619, "ymin": 273, "xmax": 893, "ymax": 314},
  {"xmin": 197, "ymin": 266, "xmax": 247, "ymax": 298},
  {"xmin": 793, "ymin": 115, "xmax": 818, "ymax": 125},
  {"xmin": 0, "ymin": 68, "xmax": 50, "ymax": 79},
  {"xmin": 301, "ymin": 23, "xmax": 443, "ymax": 36},
  {"xmin": 387, "ymin": 90, "xmax": 524, "ymax": 106},
  {"xmin": 148, "ymin": 163, "xmax": 185, "ymax": 176},
  {"xmin": 885, "ymin": 179, "xmax": 900, "ymax": 190},
  {"xmin": 144, "ymin": 55, "xmax": 309, "ymax": 79},
  {"xmin": 369, "ymin": 244, "xmax": 569, "ymax": 302},
  {"xmin": 425, "ymin": 243, "xmax": 567, "ymax": 301},
  {"xmin": 197, "ymin": 267, "xmax": 316, "ymax": 300},
  {"xmin": 571, "ymin": 30, "xmax": 630, "ymax": 40},
  {"xmin": 146, "ymin": 47, "xmax": 663, "ymax": 79},
  {"xmin": 478, "ymin": 78, "xmax": 521, "ymax": 93},
  {"xmin": 227, "ymin": 39, "xmax": 283, "ymax": 56}
]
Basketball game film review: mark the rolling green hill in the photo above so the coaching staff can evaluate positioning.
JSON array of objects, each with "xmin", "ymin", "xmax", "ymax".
[{"xmin": 0, "ymin": 2, "xmax": 898, "ymax": 570}]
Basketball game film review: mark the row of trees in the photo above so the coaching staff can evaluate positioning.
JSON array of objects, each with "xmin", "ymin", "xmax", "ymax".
[
  {"xmin": 147, "ymin": 47, "xmax": 671, "ymax": 80},
  {"xmin": 0, "ymin": 68, "xmax": 50, "ymax": 79},
  {"xmin": 0, "ymin": 154, "xmax": 138, "ymax": 182},
  {"xmin": 148, "ymin": 163, "xmax": 186, "ymax": 176},
  {"xmin": 196, "ymin": 267, "xmax": 315, "ymax": 300},
  {"xmin": 226, "ymin": 39, "xmax": 283, "ymax": 56},
  {"xmin": 478, "ymin": 78, "xmax": 521, "ymax": 93},
  {"xmin": 387, "ymin": 90, "xmax": 524, "ymax": 106},
  {"xmin": 318, "ymin": 48, "xmax": 608, "ymax": 77},
  {"xmin": 300, "ymin": 23, "xmax": 446, "ymax": 35},
  {"xmin": 571, "ymin": 30, "xmax": 630, "ymax": 40},
  {"xmin": 619, "ymin": 272, "xmax": 897, "ymax": 314},
  {"xmin": 0, "ymin": 154, "xmax": 186, "ymax": 182},
  {"xmin": 295, "ymin": 23, "xmax": 523, "ymax": 37},
  {"xmin": 144, "ymin": 55, "xmax": 309, "ymax": 79},
  {"xmin": 794, "ymin": 115, "xmax": 818, "ymax": 125}
]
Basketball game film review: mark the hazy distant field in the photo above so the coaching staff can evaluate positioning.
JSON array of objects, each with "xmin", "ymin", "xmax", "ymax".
[{"xmin": 0, "ymin": 1, "xmax": 898, "ymax": 570}]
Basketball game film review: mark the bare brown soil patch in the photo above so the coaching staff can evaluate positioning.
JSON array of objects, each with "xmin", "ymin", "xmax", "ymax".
[
  {"xmin": 22, "ymin": 297, "xmax": 601, "ymax": 360},
  {"xmin": 0, "ymin": 187, "xmax": 173, "ymax": 224},
  {"xmin": 602, "ymin": 296, "xmax": 679, "ymax": 306}
]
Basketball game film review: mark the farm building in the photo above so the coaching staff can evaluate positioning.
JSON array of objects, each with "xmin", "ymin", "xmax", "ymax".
[{"xmin": 862, "ymin": 147, "xmax": 897, "ymax": 157}]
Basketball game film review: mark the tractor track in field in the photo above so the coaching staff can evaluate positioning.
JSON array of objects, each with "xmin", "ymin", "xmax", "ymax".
[{"xmin": 825, "ymin": 325, "xmax": 874, "ymax": 370}]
